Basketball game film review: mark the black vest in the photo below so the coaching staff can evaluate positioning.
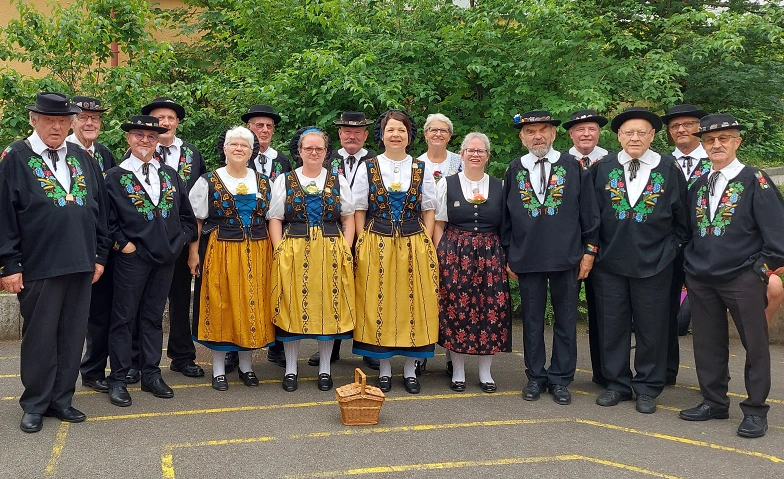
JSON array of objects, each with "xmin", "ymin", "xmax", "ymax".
[
  {"xmin": 282, "ymin": 170, "xmax": 341, "ymax": 238},
  {"xmin": 202, "ymin": 171, "xmax": 270, "ymax": 241},
  {"xmin": 445, "ymin": 174, "xmax": 502, "ymax": 233},
  {"xmin": 365, "ymin": 158, "xmax": 424, "ymax": 236}
]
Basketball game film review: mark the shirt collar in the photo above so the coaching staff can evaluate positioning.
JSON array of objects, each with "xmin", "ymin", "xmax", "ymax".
[
  {"xmin": 339, "ymin": 147, "xmax": 367, "ymax": 159},
  {"xmin": 65, "ymin": 133, "xmax": 94, "ymax": 154},
  {"xmin": 522, "ymin": 147, "xmax": 560, "ymax": 166},
  {"xmin": 712, "ymin": 158, "xmax": 744, "ymax": 180},
  {"xmin": 28, "ymin": 131, "xmax": 66, "ymax": 156},
  {"xmin": 158, "ymin": 136, "xmax": 182, "ymax": 150},
  {"xmin": 569, "ymin": 145, "xmax": 607, "ymax": 161},
  {"xmin": 673, "ymin": 144, "xmax": 707, "ymax": 160},
  {"xmin": 259, "ymin": 146, "xmax": 278, "ymax": 159},
  {"xmin": 128, "ymin": 154, "xmax": 159, "ymax": 173},
  {"xmin": 618, "ymin": 148, "xmax": 655, "ymax": 165}
]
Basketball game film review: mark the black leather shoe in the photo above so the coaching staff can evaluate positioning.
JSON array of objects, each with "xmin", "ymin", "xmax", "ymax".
[
  {"xmin": 377, "ymin": 376, "xmax": 391, "ymax": 392},
  {"xmin": 141, "ymin": 378, "xmax": 174, "ymax": 398},
  {"xmin": 224, "ymin": 351, "xmax": 239, "ymax": 374},
  {"xmin": 212, "ymin": 375, "xmax": 228, "ymax": 391},
  {"xmin": 362, "ymin": 356, "xmax": 380, "ymax": 370},
  {"xmin": 268, "ymin": 350, "xmax": 286, "ymax": 368},
  {"xmin": 450, "ymin": 381, "xmax": 466, "ymax": 392},
  {"xmin": 636, "ymin": 394, "xmax": 657, "ymax": 414},
  {"xmin": 596, "ymin": 389, "xmax": 632, "ymax": 407},
  {"xmin": 737, "ymin": 415, "xmax": 767, "ymax": 438},
  {"xmin": 125, "ymin": 368, "xmax": 141, "ymax": 384},
  {"xmin": 679, "ymin": 402, "xmax": 730, "ymax": 421},
  {"xmin": 282, "ymin": 374, "xmax": 298, "ymax": 392},
  {"xmin": 404, "ymin": 377, "xmax": 421, "ymax": 394},
  {"xmin": 238, "ymin": 369, "xmax": 259, "ymax": 387},
  {"xmin": 317, "ymin": 373, "xmax": 334, "ymax": 391},
  {"xmin": 549, "ymin": 384, "xmax": 572, "ymax": 405},
  {"xmin": 523, "ymin": 380, "xmax": 545, "ymax": 401},
  {"xmin": 480, "ymin": 382, "xmax": 497, "ymax": 393},
  {"xmin": 109, "ymin": 386, "xmax": 132, "ymax": 407},
  {"xmin": 170, "ymin": 362, "xmax": 205, "ymax": 378},
  {"xmin": 446, "ymin": 360, "xmax": 453, "ymax": 376},
  {"xmin": 44, "ymin": 406, "xmax": 86, "ymax": 423},
  {"xmin": 20, "ymin": 413, "xmax": 43, "ymax": 433},
  {"xmin": 82, "ymin": 378, "xmax": 109, "ymax": 393},
  {"xmin": 414, "ymin": 359, "xmax": 427, "ymax": 376}
]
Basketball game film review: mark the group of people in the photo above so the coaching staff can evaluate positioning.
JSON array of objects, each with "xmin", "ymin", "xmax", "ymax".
[{"xmin": 1, "ymin": 92, "xmax": 782, "ymax": 441}]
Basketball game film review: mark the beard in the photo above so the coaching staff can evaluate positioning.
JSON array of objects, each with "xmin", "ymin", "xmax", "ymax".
[
  {"xmin": 528, "ymin": 143, "xmax": 551, "ymax": 158},
  {"xmin": 136, "ymin": 146, "xmax": 151, "ymax": 158}
]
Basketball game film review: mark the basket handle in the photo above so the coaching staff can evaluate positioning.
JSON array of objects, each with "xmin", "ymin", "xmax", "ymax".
[{"xmin": 354, "ymin": 368, "xmax": 367, "ymax": 394}]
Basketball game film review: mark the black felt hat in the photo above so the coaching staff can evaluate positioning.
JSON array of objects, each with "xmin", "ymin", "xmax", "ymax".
[
  {"xmin": 562, "ymin": 109, "xmax": 608, "ymax": 130},
  {"xmin": 660, "ymin": 104, "xmax": 708, "ymax": 124},
  {"xmin": 512, "ymin": 110, "xmax": 561, "ymax": 129},
  {"xmin": 610, "ymin": 107, "xmax": 663, "ymax": 133},
  {"xmin": 241, "ymin": 104, "xmax": 282, "ymax": 125},
  {"xmin": 120, "ymin": 115, "xmax": 169, "ymax": 134},
  {"xmin": 141, "ymin": 97, "xmax": 185, "ymax": 120},
  {"xmin": 692, "ymin": 113, "xmax": 745, "ymax": 137},
  {"xmin": 333, "ymin": 111, "xmax": 374, "ymax": 127},
  {"xmin": 72, "ymin": 96, "xmax": 108, "ymax": 112},
  {"xmin": 26, "ymin": 92, "xmax": 81, "ymax": 116}
]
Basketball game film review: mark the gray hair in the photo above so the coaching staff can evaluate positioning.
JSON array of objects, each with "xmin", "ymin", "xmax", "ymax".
[
  {"xmin": 224, "ymin": 126, "xmax": 255, "ymax": 148},
  {"xmin": 460, "ymin": 132, "xmax": 491, "ymax": 152},
  {"xmin": 28, "ymin": 111, "xmax": 75, "ymax": 127},
  {"xmin": 423, "ymin": 113, "xmax": 453, "ymax": 134}
]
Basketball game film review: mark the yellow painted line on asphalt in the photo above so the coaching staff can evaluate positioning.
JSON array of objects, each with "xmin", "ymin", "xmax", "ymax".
[
  {"xmin": 0, "ymin": 355, "xmax": 20, "ymax": 360},
  {"xmin": 0, "ymin": 373, "xmax": 19, "ymax": 378},
  {"xmin": 674, "ymin": 384, "xmax": 784, "ymax": 405},
  {"xmin": 161, "ymin": 436, "xmax": 275, "ymax": 478},
  {"xmin": 576, "ymin": 419, "xmax": 784, "ymax": 463},
  {"xmin": 43, "ymin": 422, "xmax": 69, "ymax": 478}
]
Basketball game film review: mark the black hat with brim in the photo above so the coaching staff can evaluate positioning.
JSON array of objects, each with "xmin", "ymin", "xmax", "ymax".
[
  {"xmin": 692, "ymin": 113, "xmax": 745, "ymax": 137},
  {"xmin": 241, "ymin": 104, "xmax": 282, "ymax": 124},
  {"xmin": 610, "ymin": 107, "xmax": 663, "ymax": 133},
  {"xmin": 562, "ymin": 109, "xmax": 608, "ymax": 130},
  {"xmin": 72, "ymin": 95, "xmax": 108, "ymax": 112},
  {"xmin": 660, "ymin": 104, "xmax": 708, "ymax": 124},
  {"xmin": 141, "ymin": 97, "xmax": 186, "ymax": 120},
  {"xmin": 334, "ymin": 111, "xmax": 374, "ymax": 127},
  {"xmin": 26, "ymin": 92, "xmax": 81, "ymax": 116},
  {"xmin": 121, "ymin": 115, "xmax": 169, "ymax": 134},
  {"xmin": 512, "ymin": 110, "xmax": 561, "ymax": 129}
]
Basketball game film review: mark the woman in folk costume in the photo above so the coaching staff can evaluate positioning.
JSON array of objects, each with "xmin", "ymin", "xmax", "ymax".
[
  {"xmin": 188, "ymin": 126, "xmax": 275, "ymax": 391},
  {"xmin": 352, "ymin": 110, "xmax": 440, "ymax": 394},
  {"xmin": 434, "ymin": 132, "xmax": 511, "ymax": 393},
  {"xmin": 269, "ymin": 127, "xmax": 356, "ymax": 392}
]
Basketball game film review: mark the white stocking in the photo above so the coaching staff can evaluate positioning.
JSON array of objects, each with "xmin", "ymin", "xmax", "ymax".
[
  {"xmin": 283, "ymin": 340, "xmax": 300, "ymax": 376},
  {"xmin": 478, "ymin": 355, "xmax": 494, "ymax": 384},
  {"xmin": 379, "ymin": 358, "xmax": 392, "ymax": 378},
  {"xmin": 212, "ymin": 351, "xmax": 226, "ymax": 378},
  {"xmin": 238, "ymin": 350, "xmax": 253, "ymax": 374},
  {"xmin": 318, "ymin": 340, "xmax": 334, "ymax": 375},
  {"xmin": 451, "ymin": 352, "xmax": 466, "ymax": 383}
]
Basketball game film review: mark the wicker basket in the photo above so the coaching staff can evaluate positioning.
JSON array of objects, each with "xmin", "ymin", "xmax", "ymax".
[{"xmin": 336, "ymin": 368, "xmax": 386, "ymax": 426}]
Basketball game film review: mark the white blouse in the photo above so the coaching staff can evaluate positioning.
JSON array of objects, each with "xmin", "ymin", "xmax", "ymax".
[
  {"xmin": 417, "ymin": 150, "xmax": 463, "ymax": 181},
  {"xmin": 352, "ymin": 154, "xmax": 438, "ymax": 211},
  {"xmin": 435, "ymin": 172, "xmax": 490, "ymax": 222},
  {"xmin": 268, "ymin": 167, "xmax": 355, "ymax": 220},
  {"xmin": 188, "ymin": 167, "xmax": 260, "ymax": 220}
]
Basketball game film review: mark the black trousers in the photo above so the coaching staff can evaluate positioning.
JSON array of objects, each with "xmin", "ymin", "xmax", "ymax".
[
  {"xmin": 583, "ymin": 276, "xmax": 604, "ymax": 384},
  {"xmin": 592, "ymin": 263, "xmax": 672, "ymax": 398},
  {"xmin": 18, "ymin": 272, "xmax": 92, "ymax": 413},
  {"xmin": 108, "ymin": 252, "xmax": 175, "ymax": 388},
  {"xmin": 666, "ymin": 250, "xmax": 686, "ymax": 383},
  {"xmin": 518, "ymin": 269, "xmax": 578, "ymax": 386},
  {"xmin": 166, "ymin": 249, "xmax": 197, "ymax": 367},
  {"xmin": 80, "ymin": 253, "xmax": 115, "ymax": 381},
  {"xmin": 685, "ymin": 269, "xmax": 770, "ymax": 417}
]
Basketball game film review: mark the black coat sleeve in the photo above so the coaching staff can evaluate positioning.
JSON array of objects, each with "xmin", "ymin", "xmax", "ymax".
[
  {"xmin": 0, "ymin": 155, "xmax": 23, "ymax": 276},
  {"xmin": 499, "ymin": 163, "xmax": 515, "ymax": 260},
  {"xmin": 751, "ymin": 171, "xmax": 784, "ymax": 280},
  {"xmin": 578, "ymin": 165, "xmax": 600, "ymax": 255},
  {"xmin": 671, "ymin": 162, "xmax": 690, "ymax": 248},
  {"xmin": 176, "ymin": 173, "xmax": 198, "ymax": 243}
]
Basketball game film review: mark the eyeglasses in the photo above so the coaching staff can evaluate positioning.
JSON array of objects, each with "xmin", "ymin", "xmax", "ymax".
[
  {"xmin": 427, "ymin": 128, "xmax": 450, "ymax": 135},
  {"xmin": 572, "ymin": 126, "xmax": 599, "ymax": 134},
  {"xmin": 301, "ymin": 147, "xmax": 326, "ymax": 154},
  {"xmin": 76, "ymin": 114, "xmax": 102, "ymax": 123},
  {"xmin": 668, "ymin": 120, "xmax": 699, "ymax": 132},
  {"xmin": 701, "ymin": 134, "xmax": 739, "ymax": 145},
  {"xmin": 227, "ymin": 142, "xmax": 250, "ymax": 150},
  {"xmin": 248, "ymin": 121, "xmax": 274, "ymax": 129},
  {"xmin": 619, "ymin": 129, "xmax": 653, "ymax": 138},
  {"xmin": 463, "ymin": 148, "xmax": 488, "ymax": 156},
  {"xmin": 131, "ymin": 131, "xmax": 159, "ymax": 142}
]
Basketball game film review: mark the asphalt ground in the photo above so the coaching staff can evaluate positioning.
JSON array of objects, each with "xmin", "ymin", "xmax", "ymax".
[{"xmin": 0, "ymin": 320, "xmax": 782, "ymax": 478}]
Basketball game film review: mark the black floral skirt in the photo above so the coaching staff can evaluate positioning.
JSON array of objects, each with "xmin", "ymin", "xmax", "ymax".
[{"xmin": 437, "ymin": 225, "xmax": 512, "ymax": 355}]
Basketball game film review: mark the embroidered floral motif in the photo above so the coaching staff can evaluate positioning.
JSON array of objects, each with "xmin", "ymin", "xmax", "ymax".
[
  {"xmin": 695, "ymin": 181, "xmax": 744, "ymax": 237},
  {"xmin": 755, "ymin": 171, "xmax": 770, "ymax": 189},
  {"xmin": 329, "ymin": 157, "xmax": 344, "ymax": 177},
  {"xmin": 93, "ymin": 150, "xmax": 106, "ymax": 175},
  {"xmin": 433, "ymin": 170, "xmax": 443, "ymax": 183},
  {"xmin": 27, "ymin": 155, "xmax": 88, "ymax": 207},
  {"xmin": 270, "ymin": 160, "xmax": 285, "ymax": 181},
  {"xmin": 119, "ymin": 170, "xmax": 175, "ymax": 221},
  {"xmin": 687, "ymin": 159, "xmax": 711, "ymax": 190},
  {"xmin": 177, "ymin": 146, "xmax": 195, "ymax": 184},
  {"xmin": 1, "ymin": 146, "xmax": 11, "ymax": 161},
  {"xmin": 515, "ymin": 165, "xmax": 566, "ymax": 217},
  {"xmin": 605, "ymin": 168, "xmax": 664, "ymax": 222}
]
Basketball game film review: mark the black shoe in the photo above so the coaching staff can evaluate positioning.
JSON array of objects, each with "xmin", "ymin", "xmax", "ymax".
[
  {"xmin": 404, "ymin": 377, "xmax": 421, "ymax": 394},
  {"xmin": 82, "ymin": 378, "xmax": 109, "ymax": 393},
  {"xmin": 44, "ymin": 406, "xmax": 86, "ymax": 423},
  {"xmin": 523, "ymin": 380, "xmax": 545, "ymax": 401},
  {"xmin": 480, "ymin": 382, "xmax": 497, "ymax": 393},
  {"xmin": 282, "ymin": 374, "xmax": 298, "ymax": 392},
  {"xmin": 450, "ymin": 381, "xmax": 466, "ymax": 392},
  {"xmin": 224, "ymin": 352, "xmax": 239, "ymax": 374},
  {"xmin": 238, "ymin": 369, "xmax": 259, "ymax": 387},
  {"xmin": 141, "ymin": 378, "xmax": 174, "ymax": 398},
  {"xmin": 212, "ymin": 375, "xmax": 229, "ymax": 391},
  {"xmin": 679, "ymin": 402, "xmax": 730, "ymax": 421},
  {"xmin": 636, "ymin": 394, "xmax": 657, "ymax": 414},
  {"xmin": 125, "ymin": 368, "xmax": 141, "ymax": 384},
  {"xmin": 737, "ymin": 415, "xmax": 768, "ymax": 438},
  {"xmin": 170, "ymin": 362, "xmax": 205, "ymax": 378},
  {"xmin": 20, "ymin": 413, "xmax": 43, "ymax": 433},
  {"xmin": 377, "ymin": 376, "xmax": 391, "ymax": 392},
  {"xmin": 268, "ymin": 350, "xmax": 286, "ymax": 368},
  {"xmin": 109, "ymin": 386, "xmax": 132, "ymax": 407},
  {"xmin": 414, "ymin": 359, "xmax": 427, "ymax": 377},
  {"xmin": 363, "ymin": 356, "xmax": 380, "ymax": 370},
  {"xmin": 446, "ymin": 360, "xmax": 453, "ymax": 376},
  {"xmin": 549, "ymin": 384, "xmax": 572, "ymax": 405},
  {"xmin": 317, "ymin": 373, "xmax": 333, "ymax": 391},
  {"xmin": 596, "ymin": 389, "xmax": 633, "ymax": 407}
]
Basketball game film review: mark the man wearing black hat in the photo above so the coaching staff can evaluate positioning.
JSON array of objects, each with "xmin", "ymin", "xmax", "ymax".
[
  {"xmin": 0, "ymin": 92, "xmax": 109, "ymax": 432},
  {"xmin": 590, "ymin": 107, "xmax": 688, "ymax": 414},
  {"xmin": 138, "ymin": 97, "xmax": 206, "ymax": 381},
  {"xmin": 66, "ymin": 96, "xmax": 117, "ymax": 394},
  {"xmin": 104, "ymin": 115, "xmax": 197, "ymax": 407},
  {"xmin": 501, "ymin": 110, "xmax": 600, "ymax": 405},
  {"xmin": 679, "ymin": 114, "xmax": 784, "ymax": 438}
]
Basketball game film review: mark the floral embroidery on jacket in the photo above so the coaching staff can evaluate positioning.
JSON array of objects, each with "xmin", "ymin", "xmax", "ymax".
[
  {"xmin": 178, "ymin": 146, "xmax": 194, "ymax": 184},
  {"xmin": 605, "ymin": 168, "xmax": 664, "ymax": 222},
  {"xmin": 28, "ymin": 155, "xmax": 88, "ymax": 207},
  {"xmin": 329, "ymin": 157, "xmax": 344, "ymax": 177},
  {"xmin": 695, "ymin": 181, "xmax": 744, "ymax": 237},
  {"xmin": 119, "ymin": 170, "xmax": 175, "ymax": 221},
  {"xmin": 515, "ymin": 164, "xmax": 565, "ymax": 217},
  {"xmin": 755, "ymin": 171, "xmax": 770, "ymax": 189},
  {"xmin": 687, "ymin": 159, "xmax": 712, "ymax": 190}
]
